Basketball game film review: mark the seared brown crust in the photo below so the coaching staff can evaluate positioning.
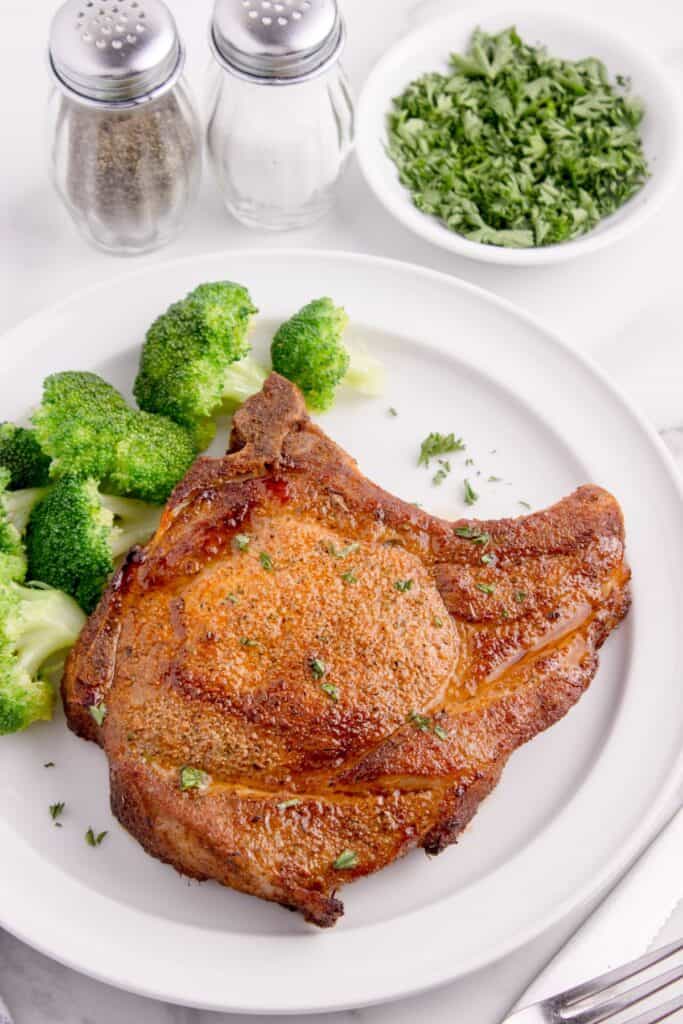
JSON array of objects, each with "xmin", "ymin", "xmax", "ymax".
[{"xmin": 62, "ymin": 373, "xmax": 631, "ymax": 926}]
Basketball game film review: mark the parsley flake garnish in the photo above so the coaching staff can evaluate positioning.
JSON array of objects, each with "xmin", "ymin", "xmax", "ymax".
[
  {"xmin": 408, "ymin": 710, "xmax": 432, "ymax": 732},
  {"xmin": 432, "ymin": 458, "xmax": 451, "ymax": 486},
  {"xmin": 310, "ymin": 657, "xmax": 326, "ymax": 679},
  {"xmin": 476, "ymin": 582, "xmax": 496, "ymax": 595},
  {"xmin": 259, "ymin": 551, "xmax": 274, "ymax": 570},
  {"xmin": 518, "ymin": 500, "xmax": 532, "ymax": 510},
  {"xmin": 455, "ymin": 526, "xmax": 490, "ymax": 545},
  {"xmin": 240, "ymin": 636, "xmax": 259, "ymax": 648},
  {"xmin": 321, "ymin": 681, "xmax": 340, "ymax": 702},
  {"xmin": 179, "ymin": 766, "xmax": 209, "ymax": 791},
  {"xmin": 434, "ymin": 724, "xmax": 449, "ymax": 742},
  {"xmin": 89, "ymin": 702, "xmax": 106, "ymax": 727},
  {"xmin": 481, "ymin": 552, "xmax": 496, "ymax": 566},
  {"xmin": 464, "ymin": 479, "xmax": 479, "ymax": 506},
  {"xmin": 226, "ymin": 592, "xmax": 239, "ymax": 604},
  {"xmin": 49, "ymin": 802, "xmax": 65, "ymax": 825},
  {"xmin": 388, "ymin": 407, "xmax": 398, "ymax": 417},
  {"xmin": 394, "ymin": 579, "xmax": 414, "ymax": 593},
  {"xmin": 85, "ymin": 827, "xmax": 108, "ymax": 847},
  {"xmin": 234, "ymin": 533, "xmax": 250, "ymax": 551},
  {"xmin": 488, "ymin": 475, "xmax": 502, "ymax": 483},
  {"xmin": 43, "ymin": 761, "xmax": 55, "ymax": 768},
  {"xmin": 341, "ymin": 570, "xmax": 358, "ymax": 584},
  {"xmin": 329, "ymin": 541, "xmax": 359, "ymax": 559},
  {"xmin": 333, "ymin": 849, "xmax": 359, "ymax": 870},
  {"xmin": 418, "ymin": 432, "xmax": 465, "ymax": 467},
  {"xmin": 433, "ymin": 616, "xmax": 444, "ymax": 628},
  {"xmin": 513, "ymin": 590, "xmax": 528, "ymax": 603}
]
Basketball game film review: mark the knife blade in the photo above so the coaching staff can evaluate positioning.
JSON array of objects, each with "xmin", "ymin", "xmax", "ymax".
[{"xmin": 512, "ymin": 802, "xmax": 683, "ymax": 1011}]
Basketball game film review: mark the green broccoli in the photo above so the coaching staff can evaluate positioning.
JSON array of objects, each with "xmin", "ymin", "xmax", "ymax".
[
  {"xmin": 134, "ymin": 281, "xmax": 263, "ymax": 447},
  {"xmin": 26, "ymin": 476, "xmax": 162, "ymax": 614},
  {"xmin": 0, "ymin": 469, "xmax": 47, "ymax": 583},
  {"xmin": 32, "ymin": 371, "xmax": 197, "ymax": 503},
  {"xmin": 270, "ymin": 297, "xmax": 384, "ymax": 411},
  {"xmin": 0, "ymin": 424, "xmax": 51, "ymax": 489},
  {"xmin": 0, "ymin": 577, "xmax": 85, "ymax": 734}
]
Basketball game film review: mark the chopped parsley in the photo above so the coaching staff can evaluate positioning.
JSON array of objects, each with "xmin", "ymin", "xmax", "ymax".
[
  {"xmin": 329, "ymin": 541, "xmax": 359, "ymax": 559},
  {"xmin": 234, "ymin": 533, "xmax": 250, "ymax": 551},
  {"xmin": 226, "ymin": 592, "xmax": 239, "ymax": 604},
  {"xmin": 433, "ymin": 616, "xmax": 444, "ymax": 628},
  {"xmin": 321, "ymin": 681, "xmax": 340, "ymax": 702},
  {"xmin": 454, "ymin": 525, "xmax": 490, "ymax": 545},
  {"xmin": 418, "ymin": 432, "xmax": 465, "ymax": 467},
  {"xmin": 394, "ymin": 579, "xmax": 414, "ymax": 593},
  {"xmin": 85, "ymin": 827, "xmax": 107, "ymax": 847},
  {"xmin": 387, "ymin": 28, "xmax": 648, "ymax": 249},
  {"xmin": 89, "ymin": 702, "xmax": 106, "ymax": 727},
  {"xmin": 341, "ymin": 570, "xmax": 358, "ymax": 584},
  {"xmin": 333, "ymin": 849, "xmax": 359, "ymax": 870},
  {"xmin": 49, "ymin": 801, "xmax": 65, "ymax": 825},
  {"xmin": 408, "ymin": 710, "xmax": 448, "ymax": 741},
  {"xmin": 259, "ymin": 551, "xmax": 274, "ymax": 570},
  {"xmin": 488, "ymin": 475, "xmax": 502, "ymax": 483},
  {"xmin": 514, "ymin": 589, "xmax": 528, "ymax": 603},
  {"xmin": 476, "ymin": 582, "xmax": 496, "ymax": 595},
  {"xmin": 277, "ymin": 798, "xmax": 301, "ymax": 811},
  {"xmin": 310, "ymin": 657, "xmax": 326, "ymax": 679},
  {"xmin": 240, "ymin": 636, "xmax": 260, "ymax": 648},
  {"xmin": 481, "ymin": 552, "xmax": 496, "ymax": 566},
  {"xmin": 179, "ymin": 766, "xmax": 209, "ymax": 791},
  {"xmin": 463, "ymin": 479, "xmax": 479, "ymax": 506},
  {"xmin": 518, "ymin": 500, "xmax": 532, "ymax": 510},
  {"xmin": 43, "ymin": 761, "xmax": 55, "ymax": 768},
  {"xmin": 432, "ymin": 458, "xmax": 451, "ymax": 486},
  {"xmin": 388, "ymin": 407, "xmax": 398, "ymax": 417}
]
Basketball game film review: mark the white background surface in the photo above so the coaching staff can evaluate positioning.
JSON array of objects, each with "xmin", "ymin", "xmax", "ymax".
[{"xmin": 0, "ymin": 0, "xmax": 682, "ymax": 1022}]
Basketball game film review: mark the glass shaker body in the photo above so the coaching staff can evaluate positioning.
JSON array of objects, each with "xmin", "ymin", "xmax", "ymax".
[
  {"xmin": 207, "ymin": 63, "xmax": 353, "ymax": 230},
  {"xmin": 48, "ymin": 77, "xmax": 202, "ymax": 256}
]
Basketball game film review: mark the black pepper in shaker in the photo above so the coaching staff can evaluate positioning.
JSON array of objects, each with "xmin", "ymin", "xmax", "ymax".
[{"xmin": 48, "ymin": 0, "xmax": 201, "ymax": 255}]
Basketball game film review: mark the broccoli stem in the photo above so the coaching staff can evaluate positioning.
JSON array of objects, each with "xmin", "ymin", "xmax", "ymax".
[
  {"xmin": 11, "ymin": 584, "xmax": 86, "ymax": 679},
  {"xmin": 222, "ymin": 356, "xmax": 269, "ymax": 408},
  {"xmin": 99, "ymin": 494, "xmax": 162, "ymax": 559},
  {"xmin": 5, "ymin": 488, "xmax": 48, "ymax": 534}
]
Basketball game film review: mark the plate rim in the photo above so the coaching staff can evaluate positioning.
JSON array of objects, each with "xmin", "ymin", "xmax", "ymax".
[
  {"xmin": 355, "ymin": 2, "xmax": 683, "ymax": 266},
  {"xmin": 0, "ymin": 247, "xmax": 681, "ymax": 1014}
]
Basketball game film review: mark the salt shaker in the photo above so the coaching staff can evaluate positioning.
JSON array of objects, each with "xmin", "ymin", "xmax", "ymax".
[
  {"xmin": 47, "ymin": 0, "xmax": 202, "ymax": 255},
  {"xmin": 207, "ymin": 0, "xmax": 354, "ymax": 230}
]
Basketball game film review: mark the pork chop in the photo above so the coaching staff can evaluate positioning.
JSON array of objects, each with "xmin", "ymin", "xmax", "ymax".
[{"xmin": 62, "ymin": 372, "xmax": 630, "ymax": 926}]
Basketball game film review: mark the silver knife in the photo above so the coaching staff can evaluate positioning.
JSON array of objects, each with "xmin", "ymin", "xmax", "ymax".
[{"xmin": 512, "ymin": 801, "xmax": 683, "ymax": 1012}]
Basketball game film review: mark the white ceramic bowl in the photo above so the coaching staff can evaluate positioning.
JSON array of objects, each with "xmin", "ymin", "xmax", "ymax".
[{"xmin": 356, "ymin": 4, "xmax": 683, "ymax": 266}]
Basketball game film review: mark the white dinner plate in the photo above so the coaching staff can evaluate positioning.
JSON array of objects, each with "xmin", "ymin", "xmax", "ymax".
[
  {"xmin": 0, "ymin": 250, "xmax": 681, "ymax": 1014},
  {"xmin": 356, "ymin": 4, "xmax": 683, "ymax": 265}
]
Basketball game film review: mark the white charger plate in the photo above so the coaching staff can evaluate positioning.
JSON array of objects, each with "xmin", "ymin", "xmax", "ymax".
[
  {"xmin": 356, "ymin": 4, "xmax": 683, "ymax": 265},
  {"xmin": 0, "ymin": 250, "xmax": 681, "ymax": 1014}
]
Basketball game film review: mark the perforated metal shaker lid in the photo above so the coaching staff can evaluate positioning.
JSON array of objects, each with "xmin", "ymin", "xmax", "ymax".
[
  {"xmin": 49, "ymin": 0, "xmax": 184, "ymax": 105},
  {"xmin": 210, "ymin": 0, "xmax": 344, "ymax": 84}
]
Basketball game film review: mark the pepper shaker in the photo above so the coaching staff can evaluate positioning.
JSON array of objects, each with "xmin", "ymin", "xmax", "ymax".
[
  {"xmin": 207, "ymin": 0, "xmax": 354, "ymax": 230},
  {"xmin": 47, "ymin": 0, "xmax": 202, "ymax": 255}
]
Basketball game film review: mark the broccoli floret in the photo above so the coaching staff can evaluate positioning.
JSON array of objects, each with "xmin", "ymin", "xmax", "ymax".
[
  {"xmin": 271, "ymin": 298, "xmax": 385, "ymax": 411},
  {"xmin": 26, "ymin": 476, "xmax": 162, "ymax": 614},
  {"xmin": 0, "ymin": 578, "xmax": 85, "ymax": 734},
  {"xmin": 0, "ymin": 469, "xmax": 47, "ymax": 583},
  {"xmin": 32, "ymin": 371, "xmax": 197, "ymax": 503},
  {"xmin": 0, "ymin": 424, "xmax": 51, "ymax": 489},
  {"xmin": 134, "ymin": 281, "xmax": 259, "ymax": 447}
]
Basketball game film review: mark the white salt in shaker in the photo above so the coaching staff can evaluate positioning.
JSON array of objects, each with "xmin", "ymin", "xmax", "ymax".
[{"xmin": 207, "ymin": 0, "xmax": 354, "ymax": 230}]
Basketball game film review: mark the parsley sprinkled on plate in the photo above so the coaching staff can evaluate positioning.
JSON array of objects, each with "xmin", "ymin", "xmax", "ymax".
[
  {"xmin": 419, "ymin": 432, "xmax": 465, "ymax": 466},
  {"xmin": 259, "ymin": 551, "xmax": 274, "ymax": 570},
  {"xmin": 463, "ymin": 479, "xmax": 478, "ymax": 506},
  {"xmin": 85, "ymin": 827, "xmax": 108, "ymax": 847},
  {"xmin": 89, "ymin": 702, "xmax": 106, "ymax": 726},
  {"xmin": 394, "ymin": 579, "xmax": 414, "ymax": 593},
  {"xmin": 179, "ymin": 766, "xmax": 209, "ymax": 791},
  {"xmin": 476, "ymin": 582, "xmax": 496, "ymax": 595},
  {"xmin": 310, "ymin": 657, "xmax": 326, "ymax": 680},
  {"xmin": 321, "ymin": 681, "xmax": 340, "ymax": 702},
  {"xmin": 387, "ymin": 28, "xmax": 648, "ymax": 249},
  {"xmin": 49, "ymin": 801, "xmax": 65, "ymax": 825},
  {"xmin": 455, "ymin": 525, "xmax": 489, "ymax": 545}
]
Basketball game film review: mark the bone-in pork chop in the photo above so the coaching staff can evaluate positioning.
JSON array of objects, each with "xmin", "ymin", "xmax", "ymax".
[{"xmin": 62, "ymin": 373, "xmax": 630, "ymax": 926}]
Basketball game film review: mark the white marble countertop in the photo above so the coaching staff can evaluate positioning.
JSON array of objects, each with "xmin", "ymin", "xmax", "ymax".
[{"xmin": 1, "ymin": 0, "xmax": 682, "ymax": 1020}]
